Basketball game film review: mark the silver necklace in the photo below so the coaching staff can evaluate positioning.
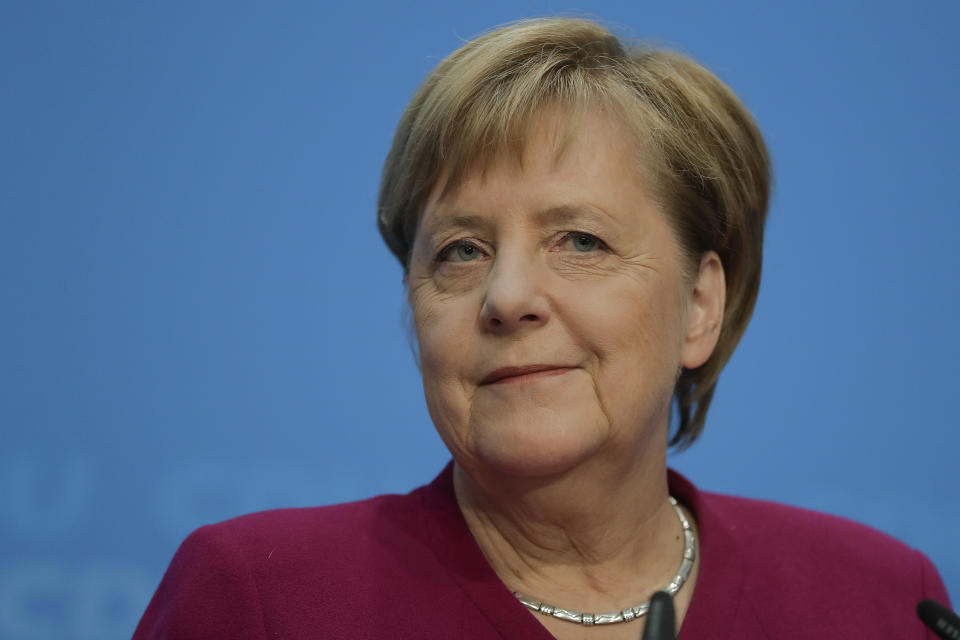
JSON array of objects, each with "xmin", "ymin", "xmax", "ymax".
[{"xmin": 512, "ymin": 496, "xmax": 695, "ymax": 626}]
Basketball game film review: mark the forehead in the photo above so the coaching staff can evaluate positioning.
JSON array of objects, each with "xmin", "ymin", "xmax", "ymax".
[{"xmin": 421, "ymin": 106, "xmax": 649, "ymax": 229}]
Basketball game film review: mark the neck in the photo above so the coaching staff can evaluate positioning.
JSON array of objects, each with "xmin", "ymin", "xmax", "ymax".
[{"xmin": 452, "ymin": 441, "xmax": 683, "ymax": 613}]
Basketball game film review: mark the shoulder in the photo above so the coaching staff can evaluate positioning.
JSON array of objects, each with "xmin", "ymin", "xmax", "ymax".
[
  {"xmin": 669, "ymin": 469, "xmax": 934, "ymax": 584},
  {"xmin": 700, "ymin": 489, "xmax": 920, "ymax": 574},
  {"xmin": 208, "ymin": 489, "xmax": 420, "ymax": 547},
  {"xmin": 134, "ymin": 488, "xmax": 444, "ymax": 639},
  {"xmin": 186, "ymin": 487, "xmax": 436, "ymax": 581},
  {"xmin": 688, "ymin": 484, "xmax": 950, "ymax": 637}
]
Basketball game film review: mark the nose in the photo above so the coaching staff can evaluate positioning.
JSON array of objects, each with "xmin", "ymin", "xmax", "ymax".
[{"xmin": 479, "ymin": 252, "xmax": 551, "ymax": 334}]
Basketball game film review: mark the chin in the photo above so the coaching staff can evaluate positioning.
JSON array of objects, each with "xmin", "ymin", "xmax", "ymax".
[{"xmin": 467, "ymin": 412, "xmax": 607, "ymax": 479}]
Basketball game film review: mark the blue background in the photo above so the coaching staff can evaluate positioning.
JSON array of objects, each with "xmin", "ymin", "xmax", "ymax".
[{"xmin": 1, "ymin": 1, "xmax": 957, "ymax": 638}]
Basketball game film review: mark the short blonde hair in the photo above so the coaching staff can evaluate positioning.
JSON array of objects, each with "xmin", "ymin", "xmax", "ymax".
[{"xmin": 378, "ymin": 18, "xmax": 771, "ymax": 448}]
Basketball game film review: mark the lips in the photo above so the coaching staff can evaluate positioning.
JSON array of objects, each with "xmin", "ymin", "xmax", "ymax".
[{"xmin": 480, "ymin": 365, "xmax": 573, "ymax": 385}]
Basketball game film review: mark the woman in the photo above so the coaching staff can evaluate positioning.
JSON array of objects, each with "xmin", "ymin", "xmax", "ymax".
[{"xmin": 133, "ymin": 18, "xmax": 950, "ymax": 639}]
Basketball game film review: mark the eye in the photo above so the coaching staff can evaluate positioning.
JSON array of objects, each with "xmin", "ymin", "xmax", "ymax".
[
  {"xmin": 438, "ymin": 240, "xmax": 485, "ymax": 263},
  {"xmin": 560, "ymin": 232, "xmax": 606, "ymax": 252}
]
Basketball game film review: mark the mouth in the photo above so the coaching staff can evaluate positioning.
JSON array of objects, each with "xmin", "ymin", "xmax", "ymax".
[{"xmin": 480, "ymin": 365, "xmax": 575, "ymax": 385}]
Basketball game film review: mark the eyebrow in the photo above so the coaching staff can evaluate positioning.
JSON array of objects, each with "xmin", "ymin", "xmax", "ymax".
[
  {"xmin": 421, "ymin": 203, "xmax": 623, "ymax": 239},
  {"xmin": 534, "ymin": 204, "xmax": 616, "ymax": 227},
  {"xmin": 421, "ymin": 213, "xmax": 491, "ymax": 238}
]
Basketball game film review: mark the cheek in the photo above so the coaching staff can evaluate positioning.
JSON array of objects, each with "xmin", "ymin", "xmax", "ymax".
[
  {"xmin": 571, "ymin": 279, "xmax": 686, "ymax": 396},
  {"xmin": 409, "ymin": 290, "xmax": 481, "ymax": 453},
  {"xmin": 409, "ymin": 282, "xmax": 477, "ymax": 398},
  {"xmin": 577, "ymin": 278, "xmax": 683, "ymax": 352},
  {"xmin": 412, "ymin": 287, "xmax": 463, "ymax": 362}
]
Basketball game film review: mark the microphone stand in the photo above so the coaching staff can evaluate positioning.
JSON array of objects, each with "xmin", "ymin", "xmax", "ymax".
[
  {"xmin": 918, "ymin": 599, "xmax": 960, "ymax": 640},
  {"xmin": 635, "ymin": 592, "xmax": 959, "ymax": 639},
  {"xmin": 641, "ymin": 591, "xmax": 677, "ymax": 640}
]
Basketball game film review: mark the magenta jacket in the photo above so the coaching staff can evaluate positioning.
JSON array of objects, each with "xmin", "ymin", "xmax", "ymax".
[{"xmin": 133, "ymin": 464, "xmax": 951, "ymax": 638}]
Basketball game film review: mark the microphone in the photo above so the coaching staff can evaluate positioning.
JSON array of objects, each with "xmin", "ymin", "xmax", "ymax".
[
  {"xmin": 641, "ymin": 591, "xmax": 676, "ymax": 640},
  {"xmin": 917, "ymin": 599, "xmax": 960, "ymax": 640}
]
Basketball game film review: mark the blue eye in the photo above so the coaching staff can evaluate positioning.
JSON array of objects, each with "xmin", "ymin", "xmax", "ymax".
[
  {"xmin": 456, "ymin": 244, "xmax": 481, "ymax": 261},
  {"xmin": 567, "ymin": 233, "xmax": 602, "ymax": 252},
  {"xmin": 439, "ymin": 241, "xmax": 483, "ymax": 262}
]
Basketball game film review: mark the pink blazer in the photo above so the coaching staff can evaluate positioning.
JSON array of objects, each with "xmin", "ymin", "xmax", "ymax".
[{"xmin": 133, "ymin": 464, "xmax": 951, "ymax": 639}]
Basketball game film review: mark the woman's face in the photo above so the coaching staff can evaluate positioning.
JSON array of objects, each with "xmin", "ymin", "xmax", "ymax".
[{"xmin": 407, "ymin": 108, "xmax": 723, "ymax": 478}]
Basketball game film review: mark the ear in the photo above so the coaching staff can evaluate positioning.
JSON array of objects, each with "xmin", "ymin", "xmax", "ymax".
[{"xmin": 681, "ymin": 251, "xmax": 726, "ymax": 370}]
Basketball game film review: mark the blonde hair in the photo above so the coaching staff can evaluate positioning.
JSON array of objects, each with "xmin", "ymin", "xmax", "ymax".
[{"xmin": 378, "ymin": 18, "xmax": 771, "ymax": 448}]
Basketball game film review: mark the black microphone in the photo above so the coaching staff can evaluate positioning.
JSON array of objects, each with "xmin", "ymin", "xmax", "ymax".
[
  {"xmin": 641, "ymin": 591, "xmax": 676, "ymax": 640},
  {"xmin": 917, "ymin": 599, "xmax": 960, "ymax": 640}
]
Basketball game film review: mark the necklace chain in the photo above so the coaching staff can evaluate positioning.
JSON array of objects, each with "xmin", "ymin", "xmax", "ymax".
[{"xmin": 512, "ymin": 496, "xmax": 695, "ymax": 626}]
